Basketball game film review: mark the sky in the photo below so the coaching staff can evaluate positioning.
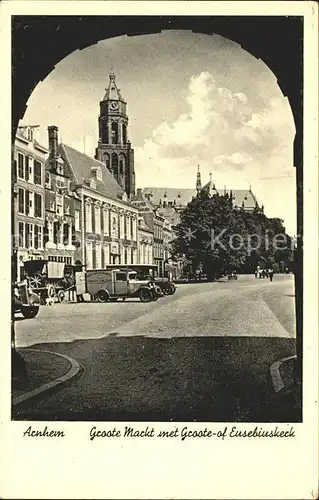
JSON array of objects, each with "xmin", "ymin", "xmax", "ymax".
[{"xmin": 22, "ymin": 30, "xmax": 296, "ymax": 234}]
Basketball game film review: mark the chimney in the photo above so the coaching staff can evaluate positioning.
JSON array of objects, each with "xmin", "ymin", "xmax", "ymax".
[{"xmin": 48, "ymin": 125, "xmax": 59, "ymax": 159}]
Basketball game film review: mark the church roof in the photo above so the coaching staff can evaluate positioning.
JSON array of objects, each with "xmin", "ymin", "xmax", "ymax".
[
  {"xmin": 143, "ymin": 185, "xmax": 257, "ymax": 210},
  {"xmin": 220, "ymin": 188, "xmax": 257, "ymax": 208},
  {"xmin": 142, "ymin": 187, "xmax": 196, "ymax": 207},
  {"xmin": 102, "ymin": 69, "xmax": 124, "ymax": 102},
  {"xmin": 60, "ymin": 144, "xmax": 125, "ymax": 201}
]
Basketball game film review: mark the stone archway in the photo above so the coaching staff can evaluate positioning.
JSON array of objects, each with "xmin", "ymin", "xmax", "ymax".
[{"xmin": 11, "ymin": 15, "xmax": 303, "ymax": 376}]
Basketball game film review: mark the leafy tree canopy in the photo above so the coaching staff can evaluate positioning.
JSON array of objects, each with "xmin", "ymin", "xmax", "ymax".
[{"xmin": 172, "ymin": 192, "xmax": 293, "ymax": 278}]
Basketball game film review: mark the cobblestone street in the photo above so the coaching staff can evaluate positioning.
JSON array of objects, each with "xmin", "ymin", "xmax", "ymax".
[{"xmin": 13, "ymin": 275, "xmax": 298, "ymax": 421}]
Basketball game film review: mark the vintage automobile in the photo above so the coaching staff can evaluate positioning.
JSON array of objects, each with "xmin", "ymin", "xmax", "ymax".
[
  {"xmin": 153, "ymin": 278, "xmax": 175, "ymax": 295},
  {"xmin": 227, "ymin": 271, "xmax": 238, "ymax": 280},
  {"xmin": 105, "ymin": 264, "xmax": 176, "ymax": 296},
  {"xmin": 83, "ymin": 268, "xmax": 159, "ymax": 303},
  {"xmin": 13, "ymin": 280, "xmax": 41, "ymax": 318},
  {"xmin": 23, "ymin": 259, "xmax": 77, "ymax": 303}
]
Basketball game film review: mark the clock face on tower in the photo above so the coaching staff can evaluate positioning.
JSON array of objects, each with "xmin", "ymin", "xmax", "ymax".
[{"xmin": 110, "ymin": 101, "xmax": 119, "ymax": 111}]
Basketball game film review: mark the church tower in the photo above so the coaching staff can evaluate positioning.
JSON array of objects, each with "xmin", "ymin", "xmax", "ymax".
[{"xmin": 95, "ymin": 69, "xmax": 135, "ymax": 198}]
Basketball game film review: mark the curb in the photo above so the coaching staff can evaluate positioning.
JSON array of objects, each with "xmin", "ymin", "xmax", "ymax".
[
  {"xmin": 12, "ymin": 349, "xmax": 82, "ymax": 406},
  {"xmin": 270, "ymin": 355, "xmax": 297, "ymax": 393}
]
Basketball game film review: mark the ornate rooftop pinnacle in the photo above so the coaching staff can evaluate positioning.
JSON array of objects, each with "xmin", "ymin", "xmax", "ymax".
[
  {"xmin": 102, "ymin": 68, "xmax": 123, "ymax": 102},
  {"xmin": 196, "ymin": 164, "xmax": 202, "ymax": 192},
  {"xmin": 109, "ymin": 67, "xmax": 115, "ymax": 81}
]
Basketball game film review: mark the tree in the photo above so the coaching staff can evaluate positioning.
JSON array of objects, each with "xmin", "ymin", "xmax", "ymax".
[
  {"xmin": 172, "ymin": 192, "xmax": 292, "ymax": 278},
  {"xmin": 173, "ymin": 192, "xmax": 246, "ymax": 279}
]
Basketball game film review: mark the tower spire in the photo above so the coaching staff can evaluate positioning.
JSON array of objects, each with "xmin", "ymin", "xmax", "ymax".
[
  {"xmin": 110, "ymin": 67, "xmax": 115, "ymax": 82},
  {"xmin": 95, "ymin": 71, "xmax": 135, "ymax": 198},
  {"xmin": 209, "ymin": 172, "xmax": 216, "ymax": 190},
  {"xmin": 196, "ymin": 165, "xmax": 202, "ymax": 193},
  {"xmin": 102, "ymin": 68, "xmax": 123, "ymax": 102}
]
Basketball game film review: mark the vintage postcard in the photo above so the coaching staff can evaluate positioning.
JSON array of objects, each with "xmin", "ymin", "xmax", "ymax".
[{"xmin": 1, "ymin": 1, "xmax": 318, "ymax": 499}]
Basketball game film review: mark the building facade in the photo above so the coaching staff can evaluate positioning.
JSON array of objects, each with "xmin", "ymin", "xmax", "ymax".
[
  {"xmin": 44, "ymin": 126, "xmax": 77, "ymax": 264},
  {"xmin": 95, "ymin": 70, "xmax": 135, "ymax": 199},
  {"xmin": 131, "ymin": 189, "xmax": 166, "ymax": 276},
  {"xmin": 14, "ymin": 125, "xmax": 47, "ymax": 280},
  {"xmin": 79, "ymin": 188, "xmax": 139, "ymax": 269},
  {"xmin": 137, "ymin": 215, "xmax": 153, "ymax": 265},
  {"xmin": 46, "ymin": 127, "xmax": 139, "ymax": 269}
]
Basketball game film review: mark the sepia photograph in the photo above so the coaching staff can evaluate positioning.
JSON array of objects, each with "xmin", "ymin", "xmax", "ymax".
[
  {"xmin": 1, "ymin": 3, "xmax": 318, "ymax": 499},
  {"xmin": 11, "ymin": 15, "xmax": 303, "ymax": 423}
]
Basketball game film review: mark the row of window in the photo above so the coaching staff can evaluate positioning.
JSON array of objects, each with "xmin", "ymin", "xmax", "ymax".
[
  {"xmin": 18, "ymin": 188, "xmax": 43, "ymax": 218},
  {"xmin": 154, "ymin": 223, "xmax": 164, "ymax": 240},
  {"xmin": 46, "ymin": 221, "xmax": 72, "ymax": 246},
  {"xmin": 48, "ymin": 256, "xmax": 72, "ymax": 264},
  {"xmin": 83, "ymin": 205, "xmax": 137, "ymax": 240},
  {"xmin": 154, "ymin": 241, "xmax": 164, "ymax": 258},
  {"xmin": 17, "ymin": 152, "xmax": 43, "ymax": 185},
  {"xmin": 86, "ymin": 242, "xmax": 137, "ymax": 270},
  {"xmin": 138, "ymin": 244, "xmax": 153, "ymax": 265},
  {"xmin": 45, "ymin": 172, "xmax": 70, "ymax": 192},
  {"xmin": 18, "ymin": 222, "xmax": 43, "ymax": 249},
  {"xmin": 48, "ymin": 194, "xmax": 70, "ymax": 216}
]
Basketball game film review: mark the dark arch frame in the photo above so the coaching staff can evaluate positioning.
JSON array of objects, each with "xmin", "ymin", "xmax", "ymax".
[{"xmin": 11, "ymin": 14, "xmax": 303, "ymax": 393}]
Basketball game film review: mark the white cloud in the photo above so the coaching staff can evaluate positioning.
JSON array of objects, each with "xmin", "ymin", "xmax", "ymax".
[
  {"xmin": 213, "ymin": 152, "xmax": 253, "ymax": 165},
  {"xmin": 136, "ymin": 71, "xmax": 294, "ymax": 178},
  {"xmin": 135, "ymin": 71, "xmax": 252, "ymax": 179},
  {"xmin": 135, "ymin": 71, "xmax": 296, "ymax": 233}
]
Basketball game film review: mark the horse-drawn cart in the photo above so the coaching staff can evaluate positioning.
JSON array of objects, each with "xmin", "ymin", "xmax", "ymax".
[{"xmin": 23, "ymin": 259, "xmax": 76, "ymax": 304}]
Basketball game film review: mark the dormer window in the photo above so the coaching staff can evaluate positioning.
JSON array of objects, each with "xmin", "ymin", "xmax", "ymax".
[
  {"xmin": 27, "ymin": 127, "xmax": 33, "ymax": 141},
  {"xmin": 92, "ymin": 166, "xmax": 102, "ymax": 181},
  {"xmin": 90, "ymin": 179, "xmax": 96, "ymax": 190}
]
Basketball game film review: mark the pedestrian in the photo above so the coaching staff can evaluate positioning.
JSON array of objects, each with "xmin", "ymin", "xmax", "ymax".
[{"xmin": 268, "ymin": 268, "xmax": 274, "ymax": 282}]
